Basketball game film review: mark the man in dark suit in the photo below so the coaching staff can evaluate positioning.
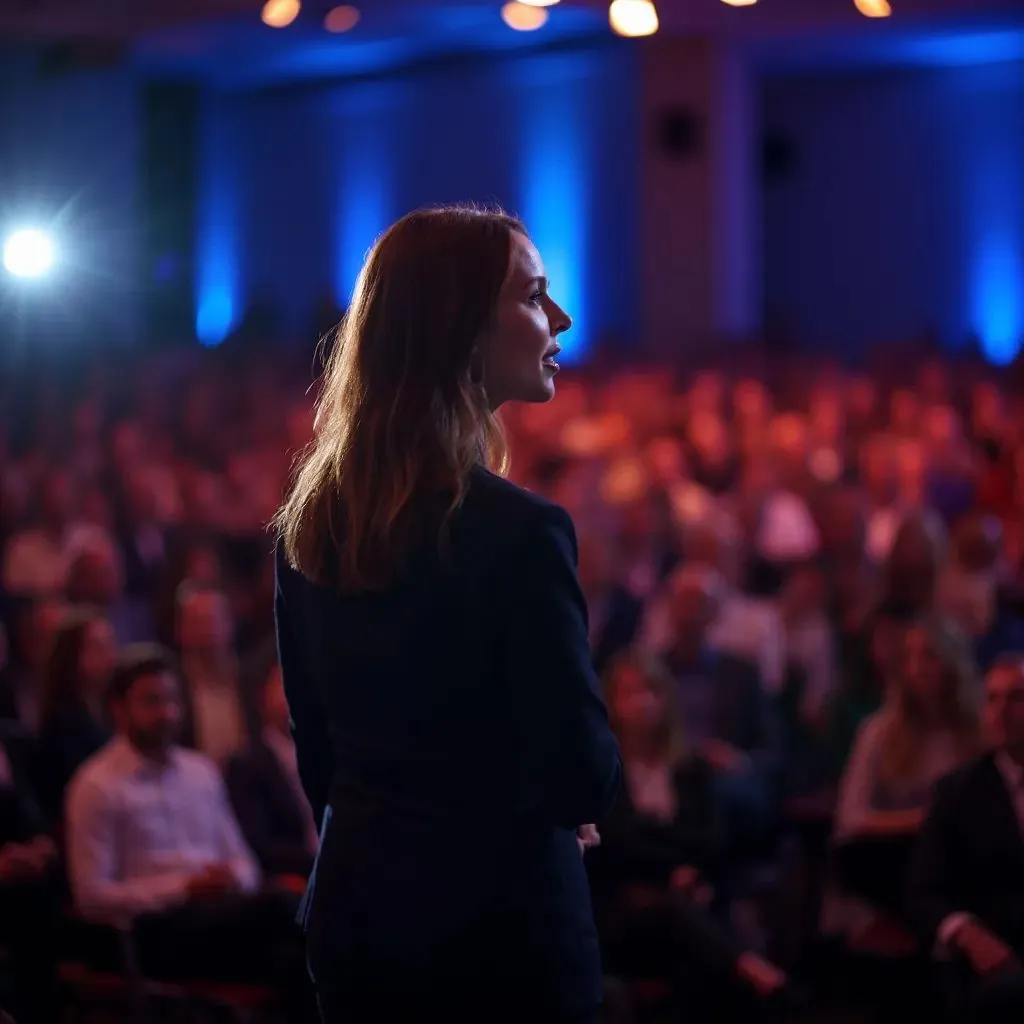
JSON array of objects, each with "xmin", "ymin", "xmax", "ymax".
[
  {"xmin": 226, "ymin": 663, "xmax": 318, "ymax": 878},
  {"xmin": 908, "ymin": 655, "xmax": 1024, "ymax": 1023}
]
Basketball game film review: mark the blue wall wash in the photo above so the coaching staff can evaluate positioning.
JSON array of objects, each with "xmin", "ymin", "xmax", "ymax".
[
  {"xmin": 763, "ymin": 57, "xmax": 1024, "ymax": 359},
  {"xmin": 195, "ymin": 94, "xmax": 241, "ymax": 346},
  {"xmin": 193, "ymin": 39, "xmax": 637, "ymax": 357},
  {"xmin": 193, "ymin": 38, "xmax": 1022, "ymax": 360}
]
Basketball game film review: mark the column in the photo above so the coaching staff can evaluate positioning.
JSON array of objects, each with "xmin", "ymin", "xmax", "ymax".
[{"xmin": 638, "ymin": 37, "xmax": 761, "ymax": 355}]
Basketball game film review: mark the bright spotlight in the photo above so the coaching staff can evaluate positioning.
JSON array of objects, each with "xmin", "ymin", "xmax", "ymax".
[
  {"xmin": 3, "ymin": 229, "xmax": 55, "ymax": 278},
  {"xmin": 609, "ymin": 0, "xmax": 659, "ymax": 38}
]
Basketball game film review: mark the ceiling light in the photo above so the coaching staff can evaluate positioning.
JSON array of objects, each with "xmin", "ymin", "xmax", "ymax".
[
  {"xmin": 609, "ymin": 0, "xmax": 658, "ymax": 38},
  {"xmin": 854, "ymin": 0, "xmax": 892, "ymax": 15},
  {"xmin": 501, "ymin": 2, "xmax": 549, "ymax": 30},
  {"xmin": 518, "ymin": 0, "xmax": 560, "ymax": 6},
  {"xmin": 261, "ymin": 0, "xmax": 300, "ymax": 28},
  {"xmin": 720, "ymin": 0, "xmax": 758, "ymax": 6},
  {"xmin": 324, "ymin": 5, "xmax": 359, "ymax": 32}
]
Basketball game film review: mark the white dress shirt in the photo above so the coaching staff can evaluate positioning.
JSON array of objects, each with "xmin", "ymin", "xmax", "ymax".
[{"xmin": 65, "ymin": 737, "xmax": 260, "ymax": 927}]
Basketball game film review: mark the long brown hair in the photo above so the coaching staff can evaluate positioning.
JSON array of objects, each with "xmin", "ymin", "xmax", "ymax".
[
  {"xmin": 274, "ymin": 206, "xmax": 520, "ymax": 588},
  {"xmin": 878, "ymin": 612, "xmax": 981, "ymax": 781}
]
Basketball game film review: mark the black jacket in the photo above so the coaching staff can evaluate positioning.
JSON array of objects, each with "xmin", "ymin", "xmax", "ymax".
[{"xmin": 275, "ymin": 466, "xmax": 622, "ymax": 1019}]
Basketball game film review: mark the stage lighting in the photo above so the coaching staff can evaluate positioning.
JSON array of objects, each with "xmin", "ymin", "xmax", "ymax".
[
  {"xmin": 3, "ymin": 229, "xmax": 55, "ymax": 278},
  {"xmin": 609, "ymin": 0, "xmax": 658, "ymax": 38}
]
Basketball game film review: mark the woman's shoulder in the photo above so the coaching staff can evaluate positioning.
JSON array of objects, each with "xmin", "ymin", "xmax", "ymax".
[{"xmin": 463, "ymin": 465, "xmax": 573, "ymax": 535}]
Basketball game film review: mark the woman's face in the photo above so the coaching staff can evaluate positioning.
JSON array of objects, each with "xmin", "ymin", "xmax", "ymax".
[
  {"xmin": 612, "ymin": 666, "xmax": 665, "ymax": 733},
  {"xmin": 902, "ymin": 626, "xmax": 945, "ymax": 706},
  {"xmin": 79, "ymin": 619, "xmax": 117, "ymax": 692},
  {"xmin": 481, "ymin": 232, "xmax": 571, "ymax": 408}
]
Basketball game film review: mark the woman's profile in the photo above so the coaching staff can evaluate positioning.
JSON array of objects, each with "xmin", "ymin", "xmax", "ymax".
[{"xmin": 273, "ymin": 206, "xmax": 622, "ymax": 1024}]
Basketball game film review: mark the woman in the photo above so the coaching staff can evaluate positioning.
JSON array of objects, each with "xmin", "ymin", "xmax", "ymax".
[
  {"xmin": 832, "ymin": 613, "xmax": 981, "ymax": 916},
  {"xmin": 590, "ymin": 652, "xmax": 791, "ymax": 1022},
  {"xmin": 33, "ymin": 608, "xmax": 116, "ymax": 820},
  {"xmin": 273, "ymin": 207, "xmax": 621, "ymax": 1024}
]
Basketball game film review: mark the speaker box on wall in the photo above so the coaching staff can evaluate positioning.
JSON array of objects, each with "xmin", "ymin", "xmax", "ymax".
[
  {"xmin": 655, "ymin": 107, "xmax": 703, "ymax": 160},
  {"xmin": 140, "ymin": 81, "xmax": 199, "ymax": 342}
]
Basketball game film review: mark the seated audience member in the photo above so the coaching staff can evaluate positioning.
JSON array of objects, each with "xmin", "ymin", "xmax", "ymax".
[
  {"xmin": 33, "ymin": 608, "xmax": 116, "ymax": 820},
  {"xmin": 938, "ymin": 514, "xmax": 1024, "ymax": 675},
  {"xmin": 65, "ymin": 538, "xmax": 155, "ymax": 646},
  {"xmin": 833, "ymin": 614, "xmax": 980, "ymax": 916},
  {"xmin": 578, "ymin": 531, "xmax": 643, "ymax": 677},
  {"xmin": 226, "ymin": 663, "xmax": 318, "ymax": 877},
  {"xmin": 660, "ymin": 565, "xmax": 781, "ymax": 856},
  {"xmin": 823, "ymin": 600, "xmax": 912, "ymax": 780},
  {"xmin": 0, "ymin": 597, "xmax": 66, "ymax": 732},
  {"xmin": 0, "ymin": 724, "xmax": 60, "ymax": 1024},
  {"xmin": 590, "ymin": 651, "xmax": 791, "ymax": 1022},
  {"xmin": 65, "ymin": 646, "xmax": 306, "ymax": 1013},
  {"xmin": 908, "ymin": 655, "xmax": 1024, "ymax": 1024},
  {"xmin": 175, "ymin": 582, "xmax": 256, "ymax": 767}
]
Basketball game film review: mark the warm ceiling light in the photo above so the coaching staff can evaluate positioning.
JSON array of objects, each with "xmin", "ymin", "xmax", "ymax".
[
  {"xmin": 609, "ymin": 0, "xmax": 658, "ymax": 37},
  {"xmin": 721, "ymin": 0, "xmax": 758, "ymax": 6},
  {"xmin": 501, "ymin": 2, "xmax": 549, "ymax": 30},
  {"xmin": 854, "ymin": 0, "xmax": 892, "ymax": 15},
  {"xmin": 324, "ymin": 4, "xmax": 359, "ymax": 32},
  {"xmin": 261, "ymin": 0, "xmax": 300, "ymax": 28}
]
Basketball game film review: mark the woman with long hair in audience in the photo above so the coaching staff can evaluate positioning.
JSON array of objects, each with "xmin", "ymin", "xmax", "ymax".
[
  {"xmin": 589, "ymin": 651, "xmax": 795, "ymax": 1022},
  {"xmin": 273, "ymin": 206, "xmax": 620, "ymax": 1024},
  {"xmin": 832, "ymin": 612, "xmax": 981, "ymax": 918},
  {"xmin": 33, "ymin": 607, "xmax": 116, "ymax": 819}
]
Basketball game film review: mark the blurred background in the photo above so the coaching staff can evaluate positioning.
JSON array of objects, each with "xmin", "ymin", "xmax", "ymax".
[{"xmin": 0, "ymin": 0, "xmax": 1024, "ymax": 1022}]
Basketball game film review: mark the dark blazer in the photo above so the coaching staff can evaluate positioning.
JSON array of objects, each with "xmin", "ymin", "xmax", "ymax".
[
  {"xmin": 225, "ymin": 740, "xmax": 315, "ymax": 877},
  {"xmin": 275, "ymin": 466, "xmax": 622, "ymax": 1021},
  {"xmin": 908, "ymin": 752, "xmax": 1024, "ymax": 952}
]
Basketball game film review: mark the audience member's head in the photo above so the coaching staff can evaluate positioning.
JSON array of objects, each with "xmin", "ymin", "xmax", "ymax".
[
  {"xmin": 41, "ymin": 607, "xmax": 117, "ymax": 724},
  {"xmin": 664, "ymin": 564, "xmax": 725, "ymax": 661},
  {"xmin": 14, "ymin": 596, "xmax": 66, "ymax": 672},
  {"xmin": 604, "ymin": 650, "xmax": 684, "ymax": 764},
  {"xmin": 66, "ymin": 539, "xmax": 125, "ymax": 607},
  {"xmin": 984, "ymin": 655, "xmax": 1024, "ymax": 759},
  {"xmin": 109, "ymin": 645, "xmax": 182, "ymax": 760},
  {"xmin": 882, "ymin": 511, "xmax": 947, "ymax": 615},
  {"xmin": 176, "ymin": 582, "xmax": 233, "ymax": 658}
]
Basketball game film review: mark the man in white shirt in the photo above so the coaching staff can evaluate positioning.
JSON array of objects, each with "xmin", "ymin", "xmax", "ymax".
[{"xmin": 65, "ymin": 645, "xmax": 307, "ymax": 1012}]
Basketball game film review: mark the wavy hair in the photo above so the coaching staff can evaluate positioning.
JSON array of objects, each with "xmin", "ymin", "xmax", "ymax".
[
  {"xmin": 878, "ymin": 612, "xmax": 981, "ymax": 781},
  {"xmin": 274, "ymin": 206, "xmax": 521, "ymax": 588}
]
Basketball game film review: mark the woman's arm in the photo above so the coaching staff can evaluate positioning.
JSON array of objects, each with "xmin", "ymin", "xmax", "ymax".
[
  {"xmin": 275, "ymin": 553, "xmax": 333, "ymax": 832},
  {"xmin": 504, "ymin": 506, "xmax": 622, "ymax": 828}
]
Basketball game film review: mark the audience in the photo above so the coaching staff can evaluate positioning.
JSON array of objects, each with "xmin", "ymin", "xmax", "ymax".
[
  {"xmin": 227, "ymin": 662, "xmax": 319, "ymax": 877},
  {"xmin": 4, "ymin": 342, "xmax": 1024, "ymax": 1020},
  {"xmin": 65, "ymin": 645, "xmax": 308, "ymax": 1016},
  {"xmin": 832, "ymin": 614, "xmax": 981, "ymax": 920},
  {"xmin": 909, "ymin": 655, "xmax": 1024, "ymax": 1022},
  {"xmin": 33, "ymin": 607, "xmax": 116, "ymax": 820}
]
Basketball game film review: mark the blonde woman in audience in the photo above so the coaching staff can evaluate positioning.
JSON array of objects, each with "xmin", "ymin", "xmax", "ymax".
[{"xmin": 831, "ymin": 614, "xmax": 981, "ymax": 919}]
